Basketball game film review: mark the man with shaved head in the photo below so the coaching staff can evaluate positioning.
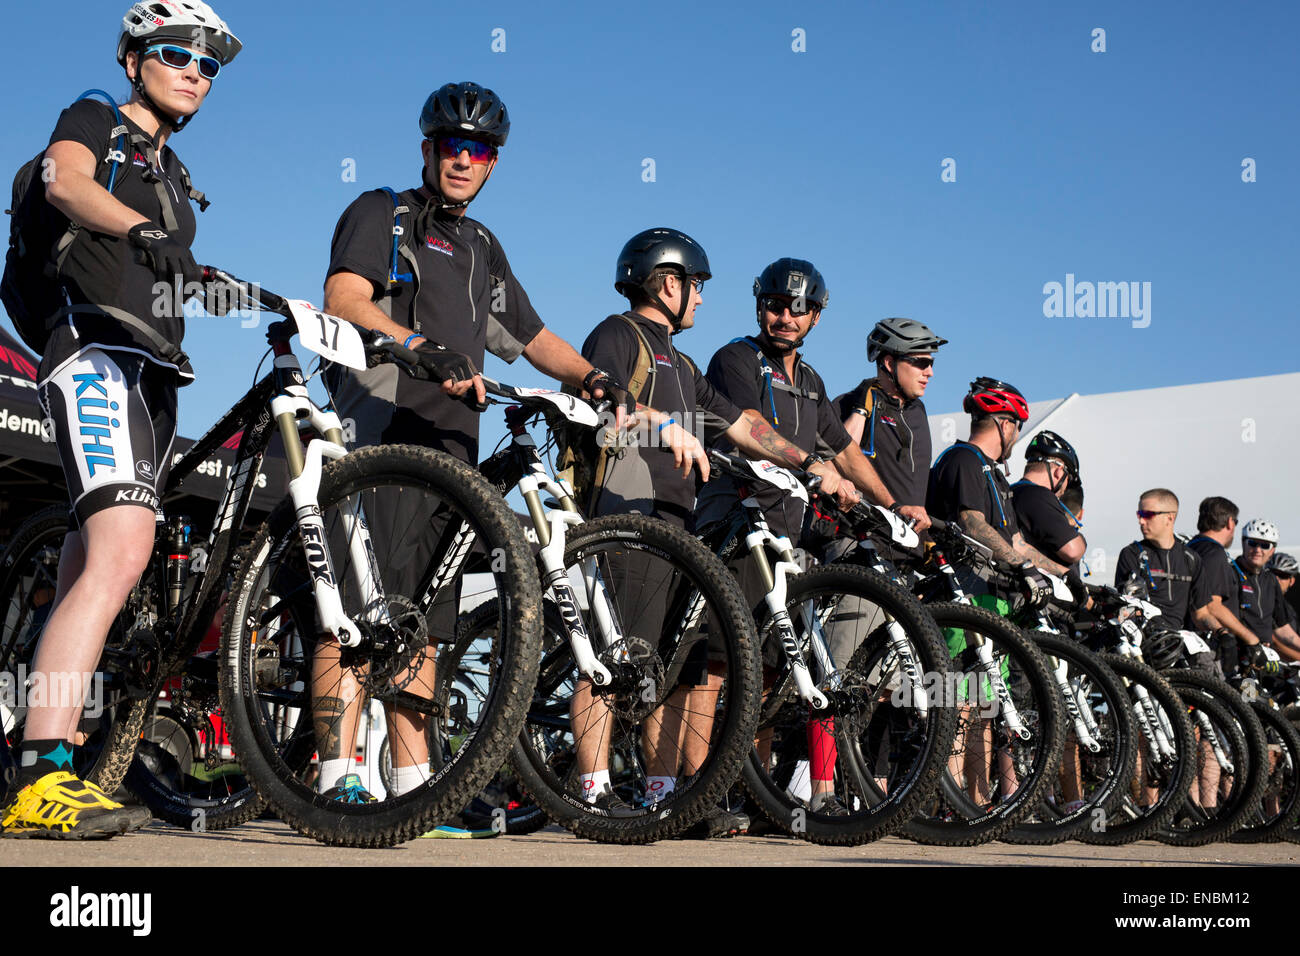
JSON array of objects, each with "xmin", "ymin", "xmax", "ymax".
[{"xmin": 1114, "ymin": 489, "xmax": 1213, "ymax": 630}]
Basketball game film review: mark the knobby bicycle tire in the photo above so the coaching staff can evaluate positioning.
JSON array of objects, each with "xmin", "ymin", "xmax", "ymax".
[
  {"xmin": 511, "ymin": 514, "xmax": 761, "ymax": 844},
  {"xmin": 1002, "ymin": 630, "xmax": 1137, "ymax": 846},
  {"xmin": 220, "ymin": 444, "xmax": 542, "ymax": 847},
  {"xmin": 741, "ymin": 564, "xmax": 957, "ymax": 845},
  {"xmin": 1231, "ymin": 699, "xmax": 1300, "ymax": 843},
  {"xmin": 1079, "ymin": 655, "xmax": 1196, "ymax": 846},
  {"xmin": 902, "ymin": 602, "xmax": 1065, "ymax": 847}
]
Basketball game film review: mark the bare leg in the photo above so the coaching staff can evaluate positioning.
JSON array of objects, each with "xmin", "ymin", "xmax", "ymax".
[{"xmin": 26, "ymin": 507, "xmax": 154, "ymax": 743}]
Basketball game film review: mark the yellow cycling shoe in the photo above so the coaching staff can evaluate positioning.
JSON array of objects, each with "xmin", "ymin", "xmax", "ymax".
[{"xmin": 1, "ymin": 771, "xmax": 152, "ymax": 839}]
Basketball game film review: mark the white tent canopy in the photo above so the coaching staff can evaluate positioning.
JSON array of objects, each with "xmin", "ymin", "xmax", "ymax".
[{"xmin": 928, "ymin": 372, "xmax": 1300, "ymax": 584}]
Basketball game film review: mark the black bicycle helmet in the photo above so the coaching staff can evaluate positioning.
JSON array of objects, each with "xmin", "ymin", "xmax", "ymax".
[
  {"xmin": 866, "ymin": 317, "xmax": 947, "ymax": 363},
  {"xmin": 1024, "ymin": 430, "xmax": 1080, "ymax": 482},
  {"xmin": 615, "ymin": 228, "xmax": 711, "ymax": 333},
  {"xmin": 420, "ymin": 82, "xmax": 510, "ymax": 147},
  {"xmin": 1141, "ymin": 622, "xmax": 1185, "ymax": 670},
  {"xmin": 753, "ymin": 258, "xmax": 829, "ymax": 309}
]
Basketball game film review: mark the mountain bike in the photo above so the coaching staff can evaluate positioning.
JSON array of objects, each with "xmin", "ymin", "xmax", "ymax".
[
  {"xmin": 692, "ymin": 450, "xmax": 957, "ymax": 845},
  {"xmin": 463, "ymin": 386, "xmax": 760, "ymax": 843}
]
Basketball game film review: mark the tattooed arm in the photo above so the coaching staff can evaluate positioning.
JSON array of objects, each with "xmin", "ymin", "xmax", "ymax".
[
  {"xmin": 957, "ymin": 509, "xmax": 1028, "ymax": 567},
  {"xmin": 724, "ymin": 409, "xmax": 851, "ymax": 504},
  {"xmin": 1012, "ymin": 531, "xmax": 1070, "ymax": 576}
]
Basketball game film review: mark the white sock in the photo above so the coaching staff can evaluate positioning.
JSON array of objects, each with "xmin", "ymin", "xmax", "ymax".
[
  {"xmin": 646, "ymin": 775, "xmax": 676, "ymax": 801},
  {"xmin": 317, "ymin": 758, "xmax": 353, "ymax": 793},
  {"xmin": 390, "ymin": 762, "xmax": 431, "ymax": 797},
  {"xmin": 579, "ymin": 770, "xmax": 610, "ymax": 803}
]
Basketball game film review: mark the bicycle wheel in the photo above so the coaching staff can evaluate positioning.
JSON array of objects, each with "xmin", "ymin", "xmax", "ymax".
[
  {"xmin": 122, "ymin": 652, "xmax": 266, "ymax": 831},
  {"xmin": 375, "ymin": 599, "xmax": 555, "ymax": 836},
  {"xmin": 1232, "ymin": 699, "xmax": 1300, "ymax": 843},
  {"xmin": 741, "ymin": 564, "xmax": 957, "ymax": 845},
  {"xmin": 511, "ymin": 514, "xmax": 761, "ymax": 844},
  {"xmin": 1079, "ymin": 655, "xmax": 1196, "ymax": 845},
  {"xmin": 1155, "ymin": 669, "xmax": 1267, "ymax": 846},
  {"xmin": 902, "ymin": 601, "xmax": 1065, "ymax": 847},
  {"xmin": 1003, "ymin": 631, "xmax": 1137, "ymax": 845},
  {"xmin": 220, "ymin": 444, "xmax": 542, "ymax": 847}
]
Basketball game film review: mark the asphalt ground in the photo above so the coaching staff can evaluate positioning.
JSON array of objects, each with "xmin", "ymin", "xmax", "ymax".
[{"xmin": 3, "ymin": 818, "xmax": 1296, "ymax": 866}]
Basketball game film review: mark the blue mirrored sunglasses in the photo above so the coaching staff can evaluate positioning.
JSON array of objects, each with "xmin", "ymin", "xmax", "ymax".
[{"xmin": 144, "ymin": 44, "xmax": 222, "ymax": 80}]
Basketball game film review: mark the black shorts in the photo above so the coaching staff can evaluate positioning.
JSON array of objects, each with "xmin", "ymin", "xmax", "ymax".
[{"xmin": 38, "ymin": 347, "xmax": 177, "ymax": 529}]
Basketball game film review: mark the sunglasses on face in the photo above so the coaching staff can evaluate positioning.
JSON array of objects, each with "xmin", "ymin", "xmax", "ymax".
[
  {"xmin": 898, "ymin": 355, "xmax": 934, "ymax": 370},
  {"xmin": 144, "ymin": 44, "xmax": 222, "ymax": 80},
  {"xmin": 1136, "ymin": 510, "xmax": 1175, "ymax": 520},
  {"xmin": 435, "ymin": 136, "xmax": 497, "ymax": 164},
  {"xmin": 759, "ymin": 295, "xmax": 815, "ymax": 317},
  {"xmin": 1246, "ymin": 539, "xmax": 1276, "ymax": 550}
]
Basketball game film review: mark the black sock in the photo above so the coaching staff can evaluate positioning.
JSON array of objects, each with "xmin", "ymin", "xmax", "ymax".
[{"xmin": 14, "ymin": 738, "xmax": 75, "ymax": 788}]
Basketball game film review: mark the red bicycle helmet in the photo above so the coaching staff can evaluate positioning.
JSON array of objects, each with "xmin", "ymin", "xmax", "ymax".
[{"xmin": 963, "ymin": 377, "xmax": 1028, "ymax": 421}]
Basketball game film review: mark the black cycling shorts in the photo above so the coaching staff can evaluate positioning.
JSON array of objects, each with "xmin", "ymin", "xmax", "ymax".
[{"xmin": 38, "ymin": 347, "xmax": 177, "ymax": 529}]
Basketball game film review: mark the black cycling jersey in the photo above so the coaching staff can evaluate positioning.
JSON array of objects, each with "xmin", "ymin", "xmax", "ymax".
[
  {"xmin": 698, "ymin": 336, "xmax": 850, "ymax": 539},
  {"xmin": 581, "ymin": 312, "xmax": 741, "ymax": 527},
  {"xmin": 926, "ymin": 441, "xmax": 1019, "ymax": 547},
  {"xmin": 40, "ymin": 100, "xmax": 198, "ymax": 383},
  {"xmin": 1114, "ymin": 538, "xmax": 1208, "ymax": 628},
  {"xmin": 1234, "ymin": 558, "xmax": 1291, "ymax": 643},
  {"xmin": 324, "ymin": 187, "xmax": 544, "ymax": 464},
  {"xmin": 1187, "ymin": 535, "xmax": 1240, "ymax": 618},
  {"xmin": 833, "ymin": 379, "xmax": 931, "ymax": 507},
  {"xmin": 1011, "ymin": 480, "xmax": 1081, "ymax": 562}
]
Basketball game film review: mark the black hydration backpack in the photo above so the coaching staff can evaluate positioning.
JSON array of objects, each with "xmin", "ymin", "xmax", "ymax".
[{"xmin": 1, "ymin": 90, "xmax": 207, "ymax": 355}]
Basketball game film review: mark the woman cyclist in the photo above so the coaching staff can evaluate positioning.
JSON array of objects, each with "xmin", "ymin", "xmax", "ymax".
[{"xmin": 1, "ymin": 1, "xmax": 241, "ymax": 838}]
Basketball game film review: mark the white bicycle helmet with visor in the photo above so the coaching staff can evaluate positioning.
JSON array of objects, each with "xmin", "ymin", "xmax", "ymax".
[
  {"xmin": 1242, "ymin": 519, "xmax": 1280, "ymax": 545},
  {"xmin": 116, "ymin": 2, "xmax": 241, "ymax": 130}
]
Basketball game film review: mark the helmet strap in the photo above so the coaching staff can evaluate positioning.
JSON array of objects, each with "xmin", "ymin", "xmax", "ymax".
[
  {"xmin": 128, "ymin": 56, "xmax": 190, "ymax": 133},
  {"xmin": 643, "ymin": 273, "xmax": 689, "ymax": 334},
  {"xmin": 754, "ymin": 304, "xmax": 800, "ymax": 353},
  {"xmin": 420, "ymin": 148, "xmax": 497, "ymax": 212}
]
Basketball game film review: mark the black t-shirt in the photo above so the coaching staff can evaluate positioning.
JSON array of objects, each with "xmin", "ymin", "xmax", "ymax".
[
  {"xmin": 833, "ymin": 379, "xmax": 931, "ymax": 507},
  {"xmin": 1011, "ymin": 480, "xmax": 1081, "ymax": 561},
  {"xmin": 701, "ymin": 336, "xmax": 851, "ymax": 538},
  {"xmin": 581, "ymin": 312, "xmax": 742, "ymax": 525},
  {"xmin": 40, "ymin": 100, "xmax": 198, "ymax": 382},
  {"xmin": 926, "ymin": 441, "xmax": 1019, "ymax": 546},
  {"xmin": 325, "ymin": 188, "xmax": 544, "ymax": 463},
  {"xmin": 1187, "ymin": 536, "xmax": 1240, "ymax": 619},
  {"xmin": 1235, "ymin": 559, "xmax": 1290, "ymax": 643},
  {"xmin": 1114, "ymin": 539, "xmax": 1208, "ymax": 627}
]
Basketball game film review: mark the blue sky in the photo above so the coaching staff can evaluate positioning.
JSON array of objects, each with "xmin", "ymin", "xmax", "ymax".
[{"xmin": 2, "ymin": 0, "xmax": 1296, "ymax": 445}]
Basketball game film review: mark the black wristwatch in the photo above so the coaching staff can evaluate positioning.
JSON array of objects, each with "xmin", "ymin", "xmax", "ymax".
[{"xmin": 800, "ymin": 453, "xmax": 826, "ymax": 471}]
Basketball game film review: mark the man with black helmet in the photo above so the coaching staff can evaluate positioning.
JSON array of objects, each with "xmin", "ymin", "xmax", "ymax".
[
  {"xmin": 572, "ymin": 232, "xmax": 857, "ymax": 835},
  {"xmin": 697, "ymin": 261, "xmax": 929, "ymax": 819},
  {"xmin": 699, "ymin": 261, "xmax": 926, "ymax": 542},
  {"xmin": 1011, "ymin": 430, "xmax": 1088, "ymax": 571},
  {"xmin": 315, "ymin": 82, "xmax": 616, "ymax": 831}
]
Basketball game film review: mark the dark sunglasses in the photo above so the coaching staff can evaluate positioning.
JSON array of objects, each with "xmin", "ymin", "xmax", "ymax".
[
  {"xmin": 759, "ymin": 295, "xmax": 816, "ymax": 317},
  {"xmin": 899, "ymin": 355, "xmax": 934, "ymax": 370},
  {"xmin": 1136, "ymin": 509, "xmax": 1175, "ymax": 520},
  {"xmin": 144, "ymin": 44, "xmax": 222, "ymax": 80},
  {"xmin": 435, "ymin": 136, "xmax": 497, "ymax": 164},
  {"xmin": 1246, "ymin": 538, "xmax": 1276, "ymax": 550}
]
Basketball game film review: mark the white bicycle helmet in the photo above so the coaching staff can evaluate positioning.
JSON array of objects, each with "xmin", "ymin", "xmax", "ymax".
[
  {"xmin": 1242, "ymin": 518, "xmax": 1280, "ymax": 544},
  {"xmin": 116, "ymin": 1, "xmax": 242, "ymax": 67},
  {"xmin": 1269, "ymin": 552, "xmax": 1299, "ymax": 575}
]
